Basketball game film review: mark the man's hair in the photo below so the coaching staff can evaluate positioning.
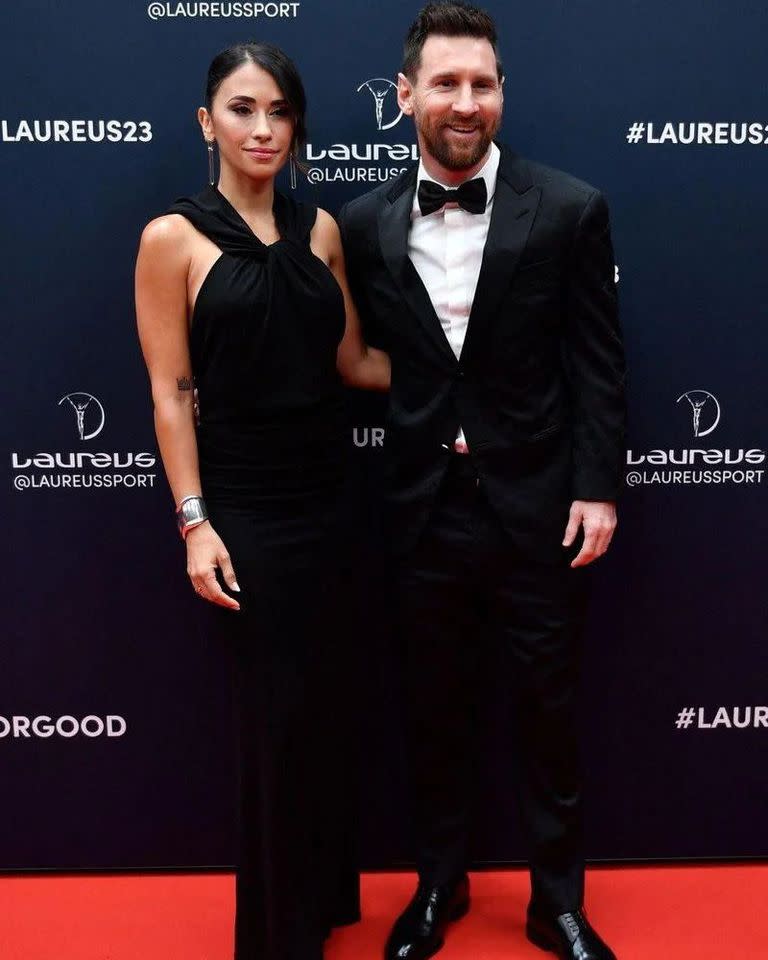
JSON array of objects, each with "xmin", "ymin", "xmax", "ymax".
[{"xmin": 401, "ymin": 1, "xmax": 503, "ymax": 82}]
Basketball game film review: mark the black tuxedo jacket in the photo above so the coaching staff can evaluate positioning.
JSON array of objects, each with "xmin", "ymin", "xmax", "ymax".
[{"xmin": 339, "ymin": 144, "xmax": 627, "ymax": 560}]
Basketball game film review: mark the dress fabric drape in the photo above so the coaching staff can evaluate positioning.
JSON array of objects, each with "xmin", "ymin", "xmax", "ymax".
[{"xmin": 165, "ymin": 185, "xmax": 361, "ymax": 960}]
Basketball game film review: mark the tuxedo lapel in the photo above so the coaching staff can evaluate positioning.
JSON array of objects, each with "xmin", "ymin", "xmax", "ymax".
[
  {"xmin": 378, "ymin": 167, "xmax": 458, "ymax": 367},
  {"xmin": 461, "ymin": 147, "xmax": 541, "ymax": 363}
]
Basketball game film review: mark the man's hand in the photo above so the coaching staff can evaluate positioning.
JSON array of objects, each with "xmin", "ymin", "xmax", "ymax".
[{"xmin": 563, "ymin": 500, "xmax": 617, "ymax": 568}]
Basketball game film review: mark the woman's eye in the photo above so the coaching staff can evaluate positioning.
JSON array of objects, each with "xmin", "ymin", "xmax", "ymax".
[
  {"xmin": 270, "ymin": 108, "xmax": 290, "ymax": 117},
  {"xmin": 232, "ymin": 105, "xmax": 250, "ymax": 115}
]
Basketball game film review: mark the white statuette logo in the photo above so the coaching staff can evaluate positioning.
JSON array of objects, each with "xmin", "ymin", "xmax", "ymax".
[
  {"xmin": 676, "ymin": 390, "xmax": 720, "ymax": 438},
  {"xmin": 58, "ymin": 392, "xmax": 106, "ymax": 441},
  {"xmin": 357, "ymin": 78, "xmax": 403, "ymax": 131}
]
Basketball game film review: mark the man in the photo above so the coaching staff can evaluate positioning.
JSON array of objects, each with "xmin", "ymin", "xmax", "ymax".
[{"xmin": 339, "ymin": 3, "xmax": 626, "ymax": 958}]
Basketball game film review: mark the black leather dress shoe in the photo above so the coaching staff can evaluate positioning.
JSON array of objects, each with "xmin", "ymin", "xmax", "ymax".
[
  {"xmin": 384, "ymin": 875, "xmax": 470, "ymax": 960},
  {"xmin": 526, "ymin": 906, "xmax": 617, "ymax": 960}
]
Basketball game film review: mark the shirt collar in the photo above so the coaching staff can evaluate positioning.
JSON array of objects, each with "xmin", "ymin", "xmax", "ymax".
[{"xmin": 413, "ymin": 141, "xmax": 500, "ymax": 215}]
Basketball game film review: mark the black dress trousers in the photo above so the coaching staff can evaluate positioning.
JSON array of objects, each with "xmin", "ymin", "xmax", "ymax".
[{"xmin": 396, "ymin": 453, "xmax": 590, "ymax": 914}]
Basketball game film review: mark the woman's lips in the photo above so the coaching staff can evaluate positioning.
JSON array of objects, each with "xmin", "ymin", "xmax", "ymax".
[{"xmin": 245, "ymin": 148, "xmax": 278, "ymax": 159}]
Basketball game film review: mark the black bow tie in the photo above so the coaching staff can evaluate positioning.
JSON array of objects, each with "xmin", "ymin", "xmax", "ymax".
[{"xmin": 417, "ymin": 177, "xmax": 488, "ymax": 216}]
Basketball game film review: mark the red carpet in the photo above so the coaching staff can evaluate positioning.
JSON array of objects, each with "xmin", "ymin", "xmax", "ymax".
[{"xmin": 0, "ymin": 865, "xmax": 763, "ymax": 960}]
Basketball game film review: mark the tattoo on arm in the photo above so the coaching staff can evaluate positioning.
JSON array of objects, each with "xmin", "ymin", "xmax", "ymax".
[{"xmin": 177, "ymin": 376, "xmax": 193, "ymax": 391}]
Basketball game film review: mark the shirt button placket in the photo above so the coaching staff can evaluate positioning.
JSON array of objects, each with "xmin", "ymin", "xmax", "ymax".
[{"xmin": 445, "ymin": 206, "xmax": 464, "ymax": 359}]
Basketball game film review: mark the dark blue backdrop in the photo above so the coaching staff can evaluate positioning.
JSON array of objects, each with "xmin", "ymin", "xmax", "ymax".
[{"xmin": 1, "ymin": 0, "xmax": 766, "ymax": 870}]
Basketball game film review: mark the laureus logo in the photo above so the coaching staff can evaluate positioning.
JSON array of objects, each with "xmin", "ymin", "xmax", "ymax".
[
  {"xmin": 624, "ymin": 388, "xmax": 764, "ymax": 484},
  {"xmin": 58, "ymin": 392, "xmax": 106, "ymax": 441},
  {"xmin": 357, "ymin": 78, "xmax": 403, "ymax": 131},
  {"xmin": 676, "ymin": 390, "xmax": 720, "ymax": 438}
]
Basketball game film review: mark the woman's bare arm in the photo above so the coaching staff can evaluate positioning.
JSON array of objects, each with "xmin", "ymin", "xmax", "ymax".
[
  {"xmin": 135, "ymin": 215, "xmax": 202, "ymax": 503},
  {"xmin": 135, "ymin": 215, "xmax": 240, "ymax": 610},
  {"xmin": 312, "ymin": 208, "xmax": 391, "ymax": 392}
]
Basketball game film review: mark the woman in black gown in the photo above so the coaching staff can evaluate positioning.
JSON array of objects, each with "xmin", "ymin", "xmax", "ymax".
[{"xmin": 135, "ymin": 42, "xmax": 389, "ymax": 960}]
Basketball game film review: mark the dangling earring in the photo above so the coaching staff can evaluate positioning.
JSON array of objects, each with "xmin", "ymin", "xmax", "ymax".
[
  {"xmin": 289, "ymin": 151, "xmax": 298, "ymax": 190},
  {"xmin": 206, "ymin": 139, "xmax": 215, "ymax": 187}
]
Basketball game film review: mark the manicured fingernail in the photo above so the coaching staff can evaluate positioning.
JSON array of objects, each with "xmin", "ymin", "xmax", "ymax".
[{"xmin": 232, "ymin": 582, "xmax": 241, "ymax": 592}]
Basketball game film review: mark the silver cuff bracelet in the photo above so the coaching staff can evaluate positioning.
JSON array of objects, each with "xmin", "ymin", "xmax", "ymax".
[{"xmin": 176, "ymin": 495, "xmax": 208, "ymax": 540}]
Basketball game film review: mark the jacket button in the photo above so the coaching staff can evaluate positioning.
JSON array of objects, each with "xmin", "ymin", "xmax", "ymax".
[{"xmin": 455, "ymin": 370, "xmax": 465, "ymax": 380}]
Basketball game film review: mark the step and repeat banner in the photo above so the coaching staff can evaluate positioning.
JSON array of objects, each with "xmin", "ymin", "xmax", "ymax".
[{"xmin": 1, "ymin": 0, "xmax": 766, "ymax": 870}]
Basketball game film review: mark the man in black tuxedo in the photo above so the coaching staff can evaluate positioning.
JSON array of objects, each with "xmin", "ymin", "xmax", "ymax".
[{"xmin": 339, "ymin": 4, "xmax": 626, "ymax": 958}]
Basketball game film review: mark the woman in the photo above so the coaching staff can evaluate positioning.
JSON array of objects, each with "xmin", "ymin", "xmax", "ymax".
[{"xmin": 135, "ymin": 41, "xmax": 389, "ymax": 960}]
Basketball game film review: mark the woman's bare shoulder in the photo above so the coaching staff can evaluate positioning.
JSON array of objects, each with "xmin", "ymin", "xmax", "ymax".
[
  {"xmin": 139, "ymin": 213, "xmax": 195, "ymax": 260},
  {"xmin": 310, "ymin": 207, "xmax": 342, "ymax": 262},
  {"xmin": 312, "ymin": 206, "xmax": 340, "ymax": 238}
]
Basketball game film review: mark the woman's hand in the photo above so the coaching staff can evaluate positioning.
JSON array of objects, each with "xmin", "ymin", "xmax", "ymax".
[{"xmin": 185, "ymin": 521, "xmax": 241, "ymax": 610}]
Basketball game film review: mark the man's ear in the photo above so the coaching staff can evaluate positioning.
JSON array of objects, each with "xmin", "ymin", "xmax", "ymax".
[{"xmin": 397, "ymin": 72, "xmax": 415, "ymax": 116}]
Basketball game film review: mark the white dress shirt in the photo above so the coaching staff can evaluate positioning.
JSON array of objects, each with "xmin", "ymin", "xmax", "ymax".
[{"xmin": 408, "ymin": 142, "xmax": 500, "ymax": 451}]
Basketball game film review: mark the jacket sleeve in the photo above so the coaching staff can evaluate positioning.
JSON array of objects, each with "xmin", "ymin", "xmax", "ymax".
[{"xmin": 563, "ymin": 190, "xmax": 627, "ymax": 501}]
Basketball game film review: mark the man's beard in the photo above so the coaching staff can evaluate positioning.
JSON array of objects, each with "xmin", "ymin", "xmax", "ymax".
[{"xmin": 416, "ymin": 111, "xmax": 500, "ymax": 172}]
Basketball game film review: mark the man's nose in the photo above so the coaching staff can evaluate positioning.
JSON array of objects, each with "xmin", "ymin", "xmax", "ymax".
[{"xmin": 452, "ymin": 84, "xmax": 480, "ymax": 116}]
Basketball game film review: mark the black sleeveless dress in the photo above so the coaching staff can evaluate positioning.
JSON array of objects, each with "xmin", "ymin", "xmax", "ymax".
[{"xmin": 166, "ymin": 185, "xmax": 360, "ymax": 960}]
